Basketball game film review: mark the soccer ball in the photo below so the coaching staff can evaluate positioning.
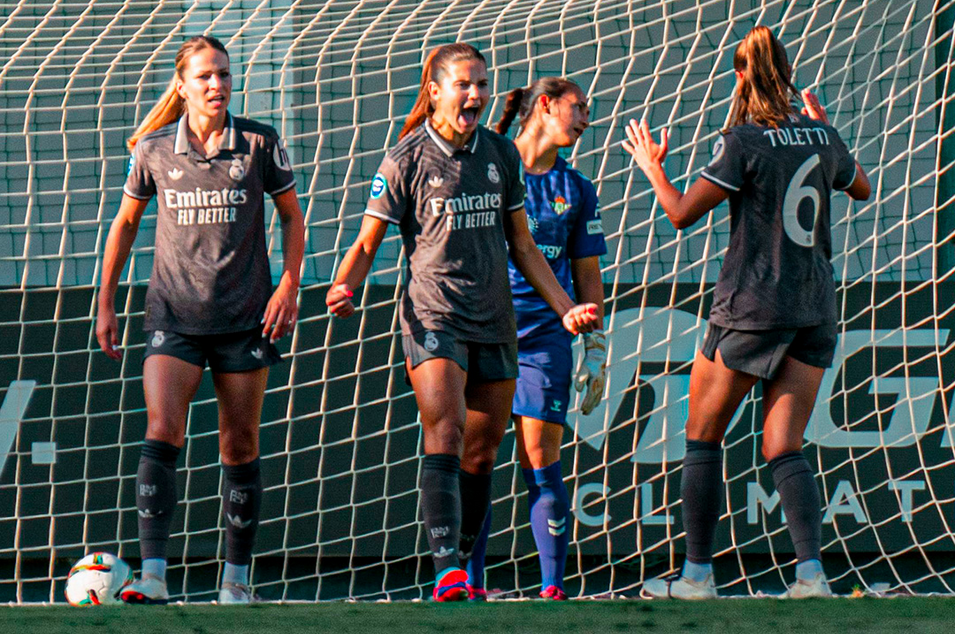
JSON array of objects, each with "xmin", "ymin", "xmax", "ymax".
[{"xmin": 65, "ymin": 552, "xmax": 133, "ymax": 606}]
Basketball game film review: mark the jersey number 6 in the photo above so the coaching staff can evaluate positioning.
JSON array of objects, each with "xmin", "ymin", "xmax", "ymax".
[{"xmin": 782, "ymin": 153, "xmax": 821, "ymax": 248}]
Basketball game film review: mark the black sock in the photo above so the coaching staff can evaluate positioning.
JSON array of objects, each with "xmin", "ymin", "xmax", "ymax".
[
  {"xmin": 137, "ymin": 440, "xmax": 181, "ymax": 561},
  {"xmin": 458, "ymin": 469, "xmax": 492, "ymax": 564},
  {"xmin": 222, "ymin": 458, "xmax": 262, "ymax": 566},
  {"xmin": 770, "ymin": 451, "xmax": 822, "ymax": 562},
  {"xmin": 421, "ymin": 454, "xmax": 462, "ymax": 573},
  {"xmin": 681, "ymin": 439, "xmax": 723, "ymax": 564}
]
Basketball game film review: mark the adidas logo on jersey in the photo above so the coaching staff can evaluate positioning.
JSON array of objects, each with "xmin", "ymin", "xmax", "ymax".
[
  {"xmin": 250, "ymin": 348, "xmax": 264, "ymax": 360},
  {"xmin": 429, "ymin": 174, "xmax": 444, "ymax": 188},
  {"xmin": 168, "ymin": 168, "xmax": 183, "ymax": 180}
]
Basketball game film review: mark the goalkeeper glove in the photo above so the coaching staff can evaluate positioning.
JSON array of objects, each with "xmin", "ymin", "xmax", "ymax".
[{"xmin": 574, "ymin": 330, "xmax": 607, "ymax": 415}]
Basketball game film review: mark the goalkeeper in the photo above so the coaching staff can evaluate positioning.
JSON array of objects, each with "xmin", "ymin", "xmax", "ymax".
[{"xmin": 466, "ymin": 78, "xmax": 606, "ymax": 602}]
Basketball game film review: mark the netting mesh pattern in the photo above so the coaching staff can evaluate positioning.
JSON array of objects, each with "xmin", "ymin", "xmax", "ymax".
[{"xmin": 1, "ymin": 0, "xmax": 954, "ymax": 602}]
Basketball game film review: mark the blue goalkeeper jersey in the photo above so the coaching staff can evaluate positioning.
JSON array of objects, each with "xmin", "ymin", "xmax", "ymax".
[{"xmin": 509, "ymin": 156, "xmax": 607, "ymax": 339}]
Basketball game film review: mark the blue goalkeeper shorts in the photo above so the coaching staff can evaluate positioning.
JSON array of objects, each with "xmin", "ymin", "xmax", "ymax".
[{"xmin": 512, "ymin": 330, "xmax": 574, "ymax": 425}]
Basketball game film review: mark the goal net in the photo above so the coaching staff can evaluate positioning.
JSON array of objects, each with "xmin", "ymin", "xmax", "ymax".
[{"xmin": 1, "ymin": 0, "xmax": 953, "ymax": 602}]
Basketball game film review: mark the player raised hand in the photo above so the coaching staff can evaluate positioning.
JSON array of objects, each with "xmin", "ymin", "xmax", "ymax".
[
  {"xmin": 574, "ymin": 330, "xmax": 607, "ymax": 415},
  {"xmin": 562, "ymin": 303, "xmax": 599, "ymax": 335},
  {"xmin": 800, "ymin": 89, "xmax": 830, "ymax": 125},
  {"xmin": 325, "ymin": 282, "xmax": 355, "ymax": 318},
  {"xmin": 622, "ymin": 119, "xmax": 669, "ymax": 174}
]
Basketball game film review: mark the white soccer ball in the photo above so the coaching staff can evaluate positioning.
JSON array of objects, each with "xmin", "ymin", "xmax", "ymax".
[{"xmin": 65, "ymin": 552, "xmax": 133, "ymax": 606}]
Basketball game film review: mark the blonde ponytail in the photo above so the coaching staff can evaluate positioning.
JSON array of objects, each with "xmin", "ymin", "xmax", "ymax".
[
  {"xmin": 126, "ymin": 35, "xmax": 229, "ymax": 150},
  {"xmin": 127, "ymin": 77, "xmax": 185, "ymax": 150},
  {"xmin": 727, "ymin": 26, "xmax": 799, "ymax": 129}
]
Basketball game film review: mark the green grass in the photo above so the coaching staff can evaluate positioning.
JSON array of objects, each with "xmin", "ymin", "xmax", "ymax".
[{"xmin": 3, "ymin": 599, "xmax": 955, "ymax": 634}]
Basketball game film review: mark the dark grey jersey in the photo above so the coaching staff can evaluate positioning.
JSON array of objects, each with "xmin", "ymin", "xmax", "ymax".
[
  {"xmin": 124, "ymin": 113, "xmax": 296, "ymax": 334},
  {"xmin": 700, "ymin": 113, "xmax": 857, "ymax": 329},
  {"xmin": 365, "ymin": 121, "xmax": 525, "ymax": 343}
]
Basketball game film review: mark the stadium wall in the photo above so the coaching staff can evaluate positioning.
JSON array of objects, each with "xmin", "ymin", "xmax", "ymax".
[{"xmin": 2, "ymin": 281, "xmax": 953, "ymax": 561}]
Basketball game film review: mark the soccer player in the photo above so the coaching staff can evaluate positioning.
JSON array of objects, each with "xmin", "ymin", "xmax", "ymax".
[
  {"xmin": 325, "ymin": 43, "xmax": 599, "ymax": 602},
  {"xmin": 624, "ymin": 26, "xmax": 870, "ymax": 599},
  {"xmin": 96, "ymin": 35, "xmax": 305, "ymax": 604},
  {"xmin": 464, "ymin": 78, "xmax": 607, "ymax": 602}
]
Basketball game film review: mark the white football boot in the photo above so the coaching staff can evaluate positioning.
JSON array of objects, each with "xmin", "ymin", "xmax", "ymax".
[
  {"xmin": 641, "ymin": 574, "xmax": 718, "ymax": 600},
  {"xmin": 218, "ymin": 581, "xmax": 258, "ymax": 605},
  {"xmin": 120, "ymin": 574, "xmax": 170, "ymax": 605},
  {"xmin": 782, "ymin": 573, "xmax": 832, "ymax": 599}
]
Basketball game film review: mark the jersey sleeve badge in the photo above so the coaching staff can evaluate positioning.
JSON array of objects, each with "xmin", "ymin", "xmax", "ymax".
[
  {"xmin": 273, "ymin": 138, "xmax": 292, "ymax": 171},
  {"xmin": 370, "ymin": 173, "xmax": 387, "ymax": 199},
  {"xmin": 708, "ymin": 137, "xmax": 725, "ymax": 167}
]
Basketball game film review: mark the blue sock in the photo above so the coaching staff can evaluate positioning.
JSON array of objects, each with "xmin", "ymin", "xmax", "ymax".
[
  {"xmin": 141, "ymin": 558, "xmax": 167, "ymax": 581},
  {"xmin": 526, "ymin": 462, "xmax": 570, "ymax": 590},
  {"xmin": 795, "ymin": 558, "xmax": 824, "ymax": 581},
  {"xmin": 682, "ymin": 559, "xmax": 713, "ymax": 582},
  {"xmin": 466, "ymin": 507, "xmax": 492, "ymax": 589}
]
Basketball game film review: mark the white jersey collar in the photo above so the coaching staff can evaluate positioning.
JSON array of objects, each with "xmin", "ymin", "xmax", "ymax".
[{"xmin": 425, "ymin": 118, "xmax": 479, "ymax": 157}]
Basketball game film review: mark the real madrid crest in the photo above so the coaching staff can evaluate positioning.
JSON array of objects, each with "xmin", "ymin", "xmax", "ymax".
[
  {"xmin": 424, "ymin": 331, "xmax": 439, "ymax": 352},
  {"xmin": 151, "ymin": 331, "xmax": 165, "ymax": 348},
  {"xmin": 229, "ymin": 158, "xmax": 245, "ymax": 181},
  {"xmin": 487, "ymin": 163, "xmax": 500, "ymax": 184}
]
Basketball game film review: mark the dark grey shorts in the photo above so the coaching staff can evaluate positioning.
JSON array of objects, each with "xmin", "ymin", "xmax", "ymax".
[
  {"xmin": 701, "ymin": 322, "xmax": 837, "ymax": 380},
  {"xmin": 144, "ymin": 328, "xmax": 281, "ymax": 372},
  {"xmin": 402, "ymin": 330, "xmax": 519, "ymax": 382}
]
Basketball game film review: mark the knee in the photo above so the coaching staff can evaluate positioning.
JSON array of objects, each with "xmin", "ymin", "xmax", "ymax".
[
  {"xmin": 221, "ymin": 439, "xmax": 258, "ymax": 466},
  {"xmin": 462, "ymin": 427, "xmax": 508, "ymax": 475},
  {"xmin": 220, "ymin": 429, "xmax": 259, "ymax": 466},
  {"xmin": 762, "ymin": 440, "xmax": 802, "ymax": 463},
  {"xmin": 145, "ymin": 416, "xmax": 185, "ymax": 448},
  {"xmin": 685, "ymin": 417, "xmax": 725, "ymax": 445},
  {"xmin": 460, "ymin": 447, "xmax": 497, "ymax": 475},
  {"xmin": 424, "ymin": 417, "xmax": 466, "ymax": 454}
]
